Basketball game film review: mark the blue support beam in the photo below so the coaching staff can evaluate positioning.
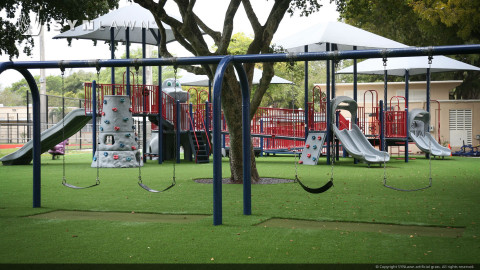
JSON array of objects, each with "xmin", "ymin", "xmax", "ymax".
[
  {"xmin": 405, "ymin": 70, "xmax": 410, "ymax": 162},
  {"xmin": 304, "ymin": 45, "xmax": 309, "ymax": 140},
  {"xmin": 110, "ymin": 27, "xmax": 115, "ymax": 89}
]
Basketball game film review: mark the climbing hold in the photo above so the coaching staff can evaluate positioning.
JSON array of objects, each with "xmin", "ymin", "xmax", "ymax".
[
  {"xmin": 132, "ymin": 126, "xmax": 136, "ymax": 130},
  {"xmin": 312, "ymin": 135, "xmax": 316, "ymax": 140},
  {"xmin": 135, "ymin": 137, "xmax": 138, "ymax": 141},
  {"xmin": 93, "ymin": 156, "xmax": 97, "ymax": 161},
  {"xmin": 119, "ymin": 143, "xmax": 125, "ymax": 148},
  {"xmin": 312, "ymin": 145, "xmax": 317, "ymax": 150},
  {"xmin": 125, "ymin": 134, "xmax": 131, "ymax": 137},
  {"xmin": 317, "ymin": 135, "xmax": 322, "ymax": 140},
  {"xmin": 306, "ymin": 144, "xmax": 310, "ymax": 149},
  {"xmin": 101, "ymin": 112, "xmax": 105, "ymax": 116},
  {"xmin": 307, "ymin": 153, "xmax": 311, "ymax": 158},
  {"xmin": 104, "ymin": 152, "xmax": 108, "ymax": 157},
  {"xmin": 312, "ymin": 157, "xmax": 317, "ymax": 162},
  {"xmin": 129, "ymin": 108, "xmax": 133, "ymax": 112},
  {"xmin": 120, "ymin": 98, "xmax": 125, "ymax": 103},
  {"xmin": 100, "ymin": 127, "xmax": 103, "ymax": 131},
  {"xmin": 114, "ymin": 126, "xmax": 120, "ymax": 131},
  {"xmin": 131, "ymin": 146, "xmax": 137, "ymax": 150},
  {"xmin": 298, "ymin": 160, "xmax": 303, "ymax": 164},
  {"xmin": 104, "ymin": 120, "xmax": 110, "ymax": 124},
  {"xmin": 126, "ymin": 157, "xmax": 132, "ymax": 161},
  {"xmin": 123, "ymin": 117, "xmax": 129, "ymax": 122},
  {"xmin": 103, "ymin": 100, "xmax": 107, "ymax": 104},
  {"xmin": 113, "ymin": 155, "xmax": 119, "ymax": 160},
  {"xmin": 112, "ymin": 107, "xmax": 118, "ymax": 112}
]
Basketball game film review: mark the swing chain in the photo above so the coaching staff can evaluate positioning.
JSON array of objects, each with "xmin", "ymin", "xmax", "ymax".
[
  {"xmin": 172, "ymin": 65, "xmax": 178, "ymax": 183},
  {"xmin": 330, "ymin": 134, "xmax": 334, "ymax": 181}
]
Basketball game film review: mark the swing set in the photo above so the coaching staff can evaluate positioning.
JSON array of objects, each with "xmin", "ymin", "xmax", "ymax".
[{"xmin": 3, "ymin": 44, "xmax": 478, "ymax": 226}]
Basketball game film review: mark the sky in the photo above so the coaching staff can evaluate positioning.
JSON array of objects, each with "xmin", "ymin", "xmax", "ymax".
[{"xmin": 0, "ymin": 0, "xmax": 339, "ymax": 89}]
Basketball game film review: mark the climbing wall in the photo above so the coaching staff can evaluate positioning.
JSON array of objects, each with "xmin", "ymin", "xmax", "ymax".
[
  {"xmin": 91, "ymin": 95, "xmax": 143, "ymax": 168},
  {"xmin": 299, "ymin": 131, "xmax": 327, "ymax": 165}
]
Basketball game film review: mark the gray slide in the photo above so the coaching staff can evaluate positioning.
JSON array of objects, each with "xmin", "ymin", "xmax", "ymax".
[
  {"xmin": 331, "ymin": 96, "xmax": 390, "ymax": 164},
  {"xmin": 0, "ymin": 108, "xmax": 91, "ymax": 165},
  {"xmin": 409, "ymin": 109, "xmax": 450, "ymax": 157}
]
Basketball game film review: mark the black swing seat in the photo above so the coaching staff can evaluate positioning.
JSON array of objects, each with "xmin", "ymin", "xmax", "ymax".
[
  {"xmin": 295, "ymin": 176, "xmax": 333, "ymax": 194},
  {"xmin": 138, "ymin": 177, "xmax": 176, "ymax": 193},
  {"xmin": 62, "ymin": 179, "xmax": 100, "ymax": 189}
]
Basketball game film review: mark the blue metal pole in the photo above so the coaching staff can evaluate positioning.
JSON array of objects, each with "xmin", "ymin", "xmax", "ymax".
[
  {"xmin": 379, "ymin": 100, "xmax": 384, "ymax": 152},
  {"xmin": 405, "ymin": 69, "xmax": 410, "ymax": 163},
  {"xmin": 157, "ymin": 29, "xmax": 163, "ymax": 164},
  {"xmin": 212, "ymin": 56, "xmax": 252, "ymax": 224},
  {"xmin": 234, "ymin": 62, "xmax": 251, "ymax": 216},
  {"xmin": 126, "ymin": 27, "xmax": 130, "ymax": 96},
  {"xmin": 304, "ymin": 45, "xmax": 309, "ymax": 140},
  {"xmin": 110, "ymin": 27, "xmax": 115, "ymax": 91},
  {"xmin": 205, "ymin": 101, "xmax": 210, "ymax": 134},
  {"xmin": 383, "ymin": 68, "xmax": 388, "ymax": 153},
  {"xmin": 326, "ymin": 43, "xmax": 331, "ymax": 165},
  {"xmin": 5, "ymin": 45, "xmax": 480, "ymax": 70},
  {"xmin": 176, "ymin": 100, "xmax": 181, "ymax": 164},
  {"xmin": 212, "ymin": 57, "xmax": 233, "ymax": 226},
  {"xmin": 142, "ymin": 28, "xmax": 147, "ymax": 163},
  {"xmin": 208, "ymin": 80, "xmax": 212, "ymax": 102},
  {"xmin": 92, "ymin": 80, "xmax": 97, "ymax": 158},
  {"xmin": 353, "ymin": 46, "xmax": 358, "ymax": 164},
  {"xmin": 18, "ymin": 69, "xmax": 41, "ymax": 208}
]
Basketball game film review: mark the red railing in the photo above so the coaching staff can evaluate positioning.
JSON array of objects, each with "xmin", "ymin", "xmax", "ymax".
[
  {"xmin": 85, "ymin": 82, "xmax": 352, "ymax": 150},
  {"xmin": 358, "ymin": 90, "xmax": 380, "ymax": 137},
  {"xmin": 385, "ymin": 95, "xmax": 407, "ymax": 138},
  {"xmin": 385, "ymin": 111, "xmax": 407, "ymax": 137}
]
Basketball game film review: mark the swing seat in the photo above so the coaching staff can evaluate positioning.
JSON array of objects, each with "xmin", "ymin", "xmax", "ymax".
[
  {"xmin": 138, "ymin": 176, "xmax": 176, "ymax": 193},
  {"xmin": 296, "ymin": 177, "xmax": 333, "ymax": 194},
  {"xmin": 62, "ymin": 179, "xmax": 100, "ymax": 189}
]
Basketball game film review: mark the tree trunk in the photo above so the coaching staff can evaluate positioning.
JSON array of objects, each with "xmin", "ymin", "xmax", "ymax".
[{"xmin": 221, "ymin": 68, "xmax": 260, "ymax": 183}]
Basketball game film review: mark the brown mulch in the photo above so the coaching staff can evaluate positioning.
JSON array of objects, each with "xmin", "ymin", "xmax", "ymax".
[{"xmin": 194, "ymin": 178, "xmax": 294, "ymax": 185}]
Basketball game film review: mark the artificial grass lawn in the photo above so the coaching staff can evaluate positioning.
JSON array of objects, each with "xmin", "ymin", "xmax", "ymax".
[{"xmin": 0, "ymin": 152, "xmax": 479, "ymax": 264}]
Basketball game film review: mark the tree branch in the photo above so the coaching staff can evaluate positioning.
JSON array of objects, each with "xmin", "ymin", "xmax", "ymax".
[
  {"xmin": 241, "ymin": 0, "xmax": 261, "ymax": 31},
  {"xmin": 217, "ymin": 0, "xmax": 242, "ymax": 54}
]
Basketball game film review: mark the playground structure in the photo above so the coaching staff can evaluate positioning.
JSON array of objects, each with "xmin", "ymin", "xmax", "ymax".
[{"xmin": 1, "ymin": 44, "xmax": 479, "ymax": 226}]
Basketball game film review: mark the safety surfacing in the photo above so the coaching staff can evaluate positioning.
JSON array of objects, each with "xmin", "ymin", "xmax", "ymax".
[
  {"xmin": 28, "ymin": 210, "xmax": 210, "ymax": 224},
  {"xmin": 258, "ymin": 218, "xmax": 464, "ymax": 238}
]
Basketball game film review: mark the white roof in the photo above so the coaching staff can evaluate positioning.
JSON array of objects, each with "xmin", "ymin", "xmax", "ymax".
[
  {"xmin": 54, "ymin": 3, "xmax": 176, "ymax": 45},
  {"xmin": 180, "ymin": 68, "xmax": 293, "ymax": 86},
  {"xmin": 274, "ymin": 21, "xmax": 408, "ymax": 52},
  {"xmin": 337, "ymin": 55, "xmax": 480, "ymax": 76}
]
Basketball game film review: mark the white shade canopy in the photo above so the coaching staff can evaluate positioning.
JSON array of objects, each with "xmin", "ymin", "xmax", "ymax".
[
  {"xmin": 274, "ymin": 21, "xmax": 408, "ymax": 52},
  {"xmin": 336, "ymin": 55, "xmax": 480, "ymax": 76},
  {"xmin": 180, "ymin": 68, "xmax": 293, "ymax": 87},
  {"xmin": 53, "ymin": 3, "xmax": 176, "ymax": 45}
]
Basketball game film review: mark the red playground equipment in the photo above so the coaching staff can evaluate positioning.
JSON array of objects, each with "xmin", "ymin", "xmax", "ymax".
[{"xmin": 84, "ymin": 82, "xmax": 351, "ymax": 160}]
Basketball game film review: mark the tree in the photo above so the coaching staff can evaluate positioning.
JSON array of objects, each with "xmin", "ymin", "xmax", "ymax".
[
  {"xmin": 132, "ymin": 0, "xmax": 322, "ymax": 183},
  {"xmin": 335, "ymin": 0, "xmax": 480, "ymax": 99},
  {"xmin": 0, "ymin": 1, "xmax": 118, "ymax": 59}
]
